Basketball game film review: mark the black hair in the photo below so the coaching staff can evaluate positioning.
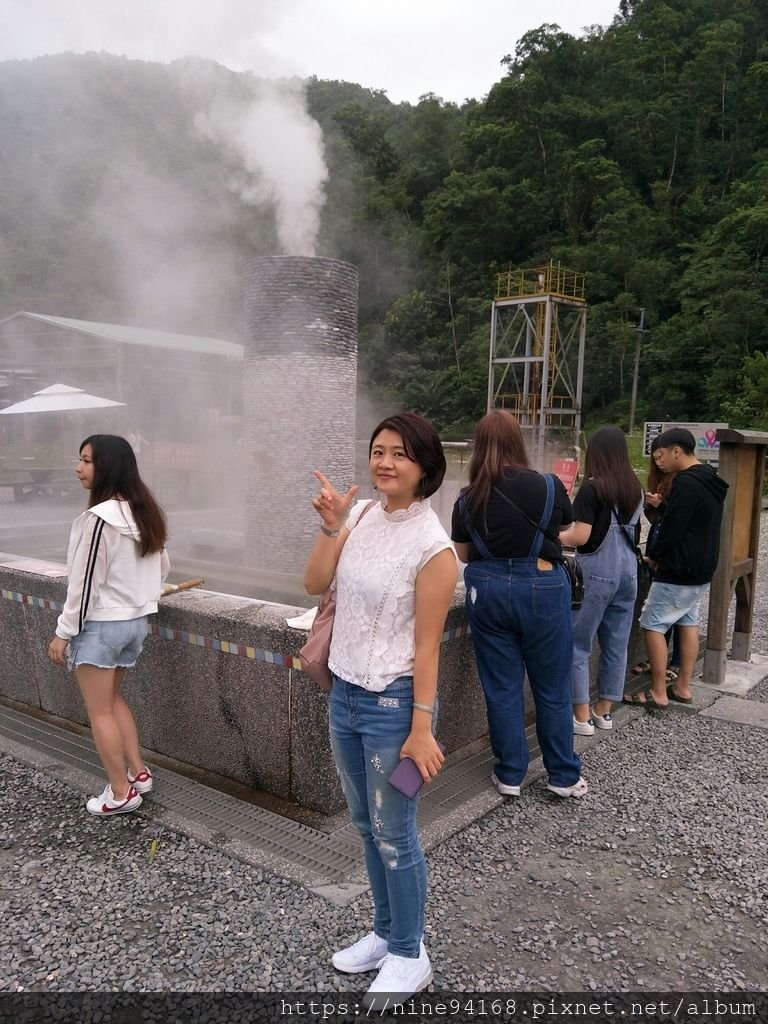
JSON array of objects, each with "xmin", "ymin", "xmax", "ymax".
[
  {"xmin": 654, "ymin": 427, "xmax": 696, "ymax": 455},
  {"xmin": 647, "ymin": 434, "xmax": 666, "ymax": 492},
  {"xmin": 584, "ymin": 425, "xmax": 643, "ymax": 521},
  {"xmin": 80, "ymin": 434, "xmax": 167, "ymax": 556},
  {"xmin": 368, "ymin": 412, "xmax": 446, "ymax": 498}
]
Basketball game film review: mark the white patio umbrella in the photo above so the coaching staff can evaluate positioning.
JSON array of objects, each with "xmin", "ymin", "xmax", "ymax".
[{"xmin": 0, "ymin": 383, "xmax": 125, "ymax": 414}]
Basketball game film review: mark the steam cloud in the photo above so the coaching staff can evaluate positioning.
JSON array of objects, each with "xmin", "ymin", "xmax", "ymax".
[
  {"xmin": 0, "ymin": 0, "xmax": 291, "ymax": 74},
  {"xmin": 1, "ymin": 0, "xmax": 329, "ymax": 255},
  {"xmin": 0, "ymin": 0, "xmax": 332, "ymax": 599},
  {"xmin": 193, "ymin": 77, "xmax": 328, "ymax": 257}
]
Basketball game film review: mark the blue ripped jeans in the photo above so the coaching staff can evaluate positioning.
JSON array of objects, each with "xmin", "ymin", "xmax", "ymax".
[{"xmin": 329, "ymin": 675, "xmax": 427, "ymax": 958}]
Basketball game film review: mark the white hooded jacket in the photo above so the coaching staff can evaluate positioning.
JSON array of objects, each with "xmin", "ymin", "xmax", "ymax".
[{"xmin": 55, "ymin": 498, "xmax": 170, "ymax": 640}]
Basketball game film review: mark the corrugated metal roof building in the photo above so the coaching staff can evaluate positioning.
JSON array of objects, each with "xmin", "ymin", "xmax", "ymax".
[{"xmin": 0, "ymin": 312, "xmax": 243, "ymax": 439}]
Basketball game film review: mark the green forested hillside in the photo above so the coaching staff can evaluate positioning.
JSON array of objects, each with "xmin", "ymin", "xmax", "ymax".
[{"xmin": 1, "ymin": 0, "xmax": 767, "ymax": 434}]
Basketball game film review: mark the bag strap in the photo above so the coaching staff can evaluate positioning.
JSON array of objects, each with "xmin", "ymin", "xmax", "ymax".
[
  {"xmin": 334, "ymin": 498, "xmax": 377, "ymax": 557},
  {"xmin": 458, "ymin": 493, "xmax": 495, "ymax": 560},
  {"xmin": 329, "ymin": 499, "xmax": 376, "ymax": 593},
  {"xmin": 611, "ymin": 503, "xmax": 642, "ymax": 557},
  {"xmin": 354, "ymin": 499, "xmax": 377, "ymax": 528},
  {"xmin": 534, "ymin": 473, "xmax": 555, "ymax": 558},
  {"xmin": 492, "ymin": 473, "xmax": 558, "ymax": 554},
  {"xmin": 611, "ymin": 502, "xmax": 642, "ymax": 527}
]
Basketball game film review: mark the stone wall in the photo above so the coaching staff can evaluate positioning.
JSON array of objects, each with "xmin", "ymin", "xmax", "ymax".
[
  {"xmin": 0, "ymin": 557, "xmax": 648, "ymax": 815},
  {"xmin": 0, "ymin": 557, "xmax": 486, "ymax": 814}
]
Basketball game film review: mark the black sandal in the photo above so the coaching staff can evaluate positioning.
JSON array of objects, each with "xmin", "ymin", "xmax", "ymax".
[{"xmin": 623, "ymin": 691, "xmax": 669, "ymax": 710}]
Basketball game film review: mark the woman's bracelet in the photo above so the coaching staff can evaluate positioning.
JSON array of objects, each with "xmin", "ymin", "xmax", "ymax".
[
  {"xmin": 413, "ymin": 702, "xmax": 436, "ymax": 716},
  {"xmin": 319, "ymin": 524, "xmax": 340, "ymax": 538}
]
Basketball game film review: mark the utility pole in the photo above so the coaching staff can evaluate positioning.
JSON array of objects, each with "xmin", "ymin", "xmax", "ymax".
[{"xmin": 629, "ymin": 308, "xmax": 648, "ymax": 434}]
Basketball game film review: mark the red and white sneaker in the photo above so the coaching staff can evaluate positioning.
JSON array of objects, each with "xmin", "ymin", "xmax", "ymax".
[
  {"xmin": 127, "ymin": 767, "xmax": 153, "ymax": 794},
  {"xmin": 86, "ymin": 784, "xmax": 142, "ymax": 816}
]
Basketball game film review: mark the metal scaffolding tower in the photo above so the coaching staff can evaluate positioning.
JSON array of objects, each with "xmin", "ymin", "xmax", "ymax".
[{"xmin": 488, "ymin": 260, "xmax": 587, "ymax": 460}]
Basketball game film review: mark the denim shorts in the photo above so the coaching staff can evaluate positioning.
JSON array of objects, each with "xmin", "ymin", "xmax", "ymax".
[
  {"xmin": 67, "ymin": 617, "xmax": 148, "ymax": 670},
  {"xmin": 639, "ymin": 582, "xmax": 709, "ymax": 632}
]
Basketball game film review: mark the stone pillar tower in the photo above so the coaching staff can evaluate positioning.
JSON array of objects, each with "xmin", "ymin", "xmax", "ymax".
[{"xmin": 243, "ymin": 256, "xmax": 358, "ymax": 576}]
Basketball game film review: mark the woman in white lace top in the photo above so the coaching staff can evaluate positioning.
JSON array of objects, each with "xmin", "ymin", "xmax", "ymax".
[{"xmin": 304, "ymin": 412, "xmax": 457, "ymax": 1009}]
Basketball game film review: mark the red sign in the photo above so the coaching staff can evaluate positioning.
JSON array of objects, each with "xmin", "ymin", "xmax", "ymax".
[{"xmin": 552, "ymin": 459, "xmax": 579, "ymax": 496}]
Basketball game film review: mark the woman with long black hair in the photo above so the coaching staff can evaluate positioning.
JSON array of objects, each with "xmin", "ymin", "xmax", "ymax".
[
  {"xmin": 47, "ymin": 434, "xmax": 168, "ymax": 816},
  {"xmin": 559, "ymin": 426, "xmax": 644, "ymax": 734}
]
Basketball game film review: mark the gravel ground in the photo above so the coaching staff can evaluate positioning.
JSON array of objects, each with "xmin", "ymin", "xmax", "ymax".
[
  {"xmin": 2, "ymin": 706, "xmax": 766, "ymax": 996},
  {"xmin": 2, "ymin": 520, "xmax": 768, "ymax": 997}
]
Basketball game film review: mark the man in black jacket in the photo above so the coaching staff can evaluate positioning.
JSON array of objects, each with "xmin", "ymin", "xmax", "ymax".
[{"xmin": 625, "ymin": 427, "xmax": 729, "ymax": 709}]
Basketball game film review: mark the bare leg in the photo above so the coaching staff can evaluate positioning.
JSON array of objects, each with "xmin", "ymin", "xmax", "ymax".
[
  {"xmin": 111, "ymin": 668, "xmax": 144, "ymax": 778},
  {"xmin": 671, "ymin": 626, "xmax": 698, "ymax": 699},
  {"xmin": 593, "ymin": 698, "xmax": 612, "ymax": 716},
  {"xmin": 644, "ymin": 629, "xmax": 670, "ymax": 704},
  {"xmin": 573, "ymin": 701, "xmax": 591, "ymax": 724},
  {"xmin": 76, "ymin": 665, "xmax": 130, "ymax": 799}
]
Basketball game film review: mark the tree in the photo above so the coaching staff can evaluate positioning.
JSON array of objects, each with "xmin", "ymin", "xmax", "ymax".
[
  {"xmin": 3, "ymin": 2, "xmax": 768, "ymax": 429},
  {"xmin": 722, "ymin": 351, "xmax": 768, "ymax": 429}
]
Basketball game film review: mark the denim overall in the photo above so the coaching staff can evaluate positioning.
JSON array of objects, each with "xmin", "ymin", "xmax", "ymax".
[
  {"xmin": 460, "ymin": 476, "xmax": 582, "ymax": 789},
  {"xmin": 571, "ymin": 500, "xmax": 643, "ymax": 705}
]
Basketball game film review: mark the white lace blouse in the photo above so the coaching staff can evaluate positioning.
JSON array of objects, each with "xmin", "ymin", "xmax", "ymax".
[{"xmin": 328, "ymin": 497, "xmax": 455, "ymax": 692}]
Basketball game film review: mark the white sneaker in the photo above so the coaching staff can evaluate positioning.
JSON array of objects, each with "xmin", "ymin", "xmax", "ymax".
[
  {"xmin": 127, "ymin": 766, "xmax": 153, "ymax": 794},
  {"xmin": 363, "ymin": 941, "xmax": 432, "ymax": 1010},
  {"xmin": 332, "ymin": 931, "xmax": 389, "ymax": 973},
  {"xmin": 86, "ymin": 784, "xmax": 142, "ymax": 816},
  {"xmin": 573, "ymin": 716, "xmax": 595, "ymax": 736},
  {"xmin": 590, "ymin": 707, "xmax": 613, "ymax": 730},
  {"xmin": 547, "ymin": 776, "xmax": 589, "ymax": 799},
  {"xmin": 491, "ymin": 773, "xmax": 521, "ymax": 797}
]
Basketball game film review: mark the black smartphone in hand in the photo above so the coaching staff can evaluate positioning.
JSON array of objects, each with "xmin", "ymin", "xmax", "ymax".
[{"xmin": 388, "ymin": 742, "xmax": 446, "ymax": 799}]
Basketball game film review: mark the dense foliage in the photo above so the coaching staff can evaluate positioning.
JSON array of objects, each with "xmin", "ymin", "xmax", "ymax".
[{"xmin": 1, "ymin": 0, "xmax": 767, "ymax": 434}]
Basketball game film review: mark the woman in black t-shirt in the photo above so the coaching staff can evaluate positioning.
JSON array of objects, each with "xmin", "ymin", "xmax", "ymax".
[
  {"xmin": 451, "ymin": 411, "xmax": 586, "ymax": 800},
  {"xmin": 559, "ymin": 426, "xmax": 643, "ymax": 735}
]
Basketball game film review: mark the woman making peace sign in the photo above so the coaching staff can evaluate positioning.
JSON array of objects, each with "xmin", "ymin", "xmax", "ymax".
[{"xmin": 304, "ymin": 412, "xmax": 456, "ymax": 1009}]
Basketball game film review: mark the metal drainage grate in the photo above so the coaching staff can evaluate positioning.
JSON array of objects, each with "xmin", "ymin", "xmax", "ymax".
[
  {"xmin": 0, "ymin": 704, "xmax": 511, "ymax": 896},
  {"xmin": 0, "ymin": 705, "xmax": 364, "ymax": 885}
]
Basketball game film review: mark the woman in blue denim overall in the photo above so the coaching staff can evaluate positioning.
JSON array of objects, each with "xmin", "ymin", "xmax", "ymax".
[
  {"xmin": 451, "ymin": 410, "xmax": 586, "ymax": 800},
  {"xmin": 560, "ymin": 426, "xmax": 644, "ymax": 735},
  {"xmin": 304, "ymin": 413, "xmax": 457, "ymax": 1009}
]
